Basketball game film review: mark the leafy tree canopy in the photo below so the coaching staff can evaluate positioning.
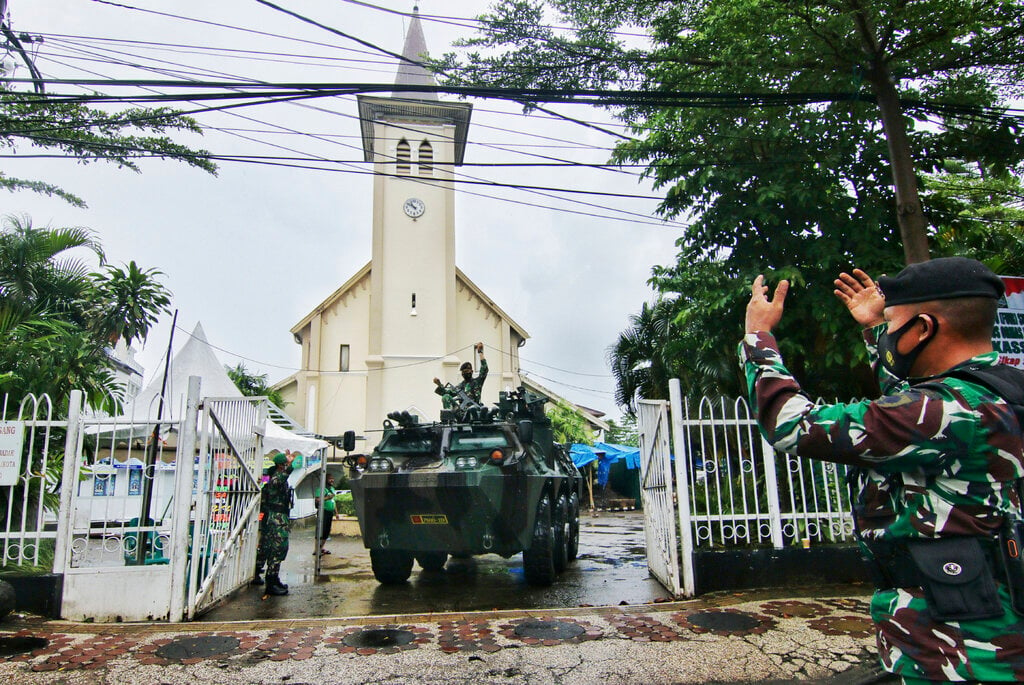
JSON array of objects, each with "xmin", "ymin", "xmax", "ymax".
[
  {"xmin": 439, "ymin": 0, "xmax": 1024, "ymax": 405},
  {"xmin": 547, "ymin": 400, "xmax": 593, "ymax": 445},
  {"xmin": 0, "ymin": 84, "xmax": 216, "ymax": 207},
  {"xmin": 0, "ymin": 215, "xmax": 171, "ymax": 412}
]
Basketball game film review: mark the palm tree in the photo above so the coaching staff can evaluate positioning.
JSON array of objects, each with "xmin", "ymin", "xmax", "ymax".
[
  {"xmin": 0, "ymin": 214, "xmax": 103, "ymax": 311},
  {"xmin": 90, "ymin": 261, "xmax": 171, "ymax": 345},
  {"xmin": 0, "ymin": 215, "xmax": 171, "ymax": 411},
  {"xmin": 607, "ymin": 300, "xmax": 679, "ymax": 415}
]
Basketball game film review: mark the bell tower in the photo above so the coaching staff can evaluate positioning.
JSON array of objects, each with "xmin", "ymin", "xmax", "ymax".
[{"xmin": 357, "ymin": 7, "xmax": 473, "ymax": 423}]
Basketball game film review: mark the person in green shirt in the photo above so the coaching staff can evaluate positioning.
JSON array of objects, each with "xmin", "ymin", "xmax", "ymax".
[{"xmin": 314, "ymin": 473, "xmax": 337, "ymax": 556}]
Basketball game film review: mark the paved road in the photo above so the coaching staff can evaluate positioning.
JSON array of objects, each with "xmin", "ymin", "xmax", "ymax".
[{"xmin": 201, "ymin": 509, "xmax": 671, "ymax": 622}]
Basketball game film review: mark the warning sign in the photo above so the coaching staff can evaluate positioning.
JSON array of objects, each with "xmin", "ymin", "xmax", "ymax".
[
  {"xmin": 995, "ymin": 276, "xmax": 1024, "ymax": 368},
  {"xmin": 0, "ymin": 421, "xmax": 25, "ymax": 487}
]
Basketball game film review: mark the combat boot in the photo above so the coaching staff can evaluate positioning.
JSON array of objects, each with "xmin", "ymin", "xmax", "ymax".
[
  {"xmin": 265, "ymin": 573, "xmax": 288, "ymax": 595},
  {"xmin": 251, "ymin": 568, "xmax": 264, "ymax": 586}
]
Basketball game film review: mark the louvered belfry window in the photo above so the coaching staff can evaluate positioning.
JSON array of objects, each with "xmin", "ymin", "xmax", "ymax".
[
  {"xmin": 396, "ymin": 138, "xmax": 411, "ymax": 175},
  {"xmin": 418, "ymin": 140, "xmax": 433, "ymax": 176}
]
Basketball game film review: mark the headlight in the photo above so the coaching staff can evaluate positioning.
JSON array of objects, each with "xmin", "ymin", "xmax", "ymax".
[
  {"xmin": 454, "ymin": 456, "xmax": 477, "ymax": 470},
  {"xmin": 368, "ymin": 458, "xmax": 393, "ymax": 472}
]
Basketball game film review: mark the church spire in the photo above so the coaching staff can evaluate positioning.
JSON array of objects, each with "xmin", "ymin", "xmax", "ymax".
[{"xmin": 393, "ymin": 5, "xmax": 437, "ymax": 100}]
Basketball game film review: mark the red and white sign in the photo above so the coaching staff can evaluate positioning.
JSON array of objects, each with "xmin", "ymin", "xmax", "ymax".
[
  {"xmin": 0, "ymin": 421, "xmax": 25, "ymax": 487},
  {"xmin": 995, "ymin": 276, "xmax": 1024, "ymax": 368}
]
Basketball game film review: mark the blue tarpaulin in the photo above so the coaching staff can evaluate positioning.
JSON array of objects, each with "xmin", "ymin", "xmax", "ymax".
[
  {"xmin": 593, "ymin": 441, "xmax": 640, "ymax": 487},
  {"xmin": 569, "ymin": 443, "xmax": 602, "ymax": 469}
]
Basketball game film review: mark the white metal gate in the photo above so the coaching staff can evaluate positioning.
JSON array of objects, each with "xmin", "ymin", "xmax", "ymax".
[
  {"xmin": 637, "ymin": 398, "xmax": 681, "ymax": 597},
  {"xmin": 2, "ymin": 378, "xmax": 266, "ymax": 621},
  {"xmin": 186, "ymin": 394, "xmax": 265, "ymax": 619},
  {"xmin": 638, "ymin": 379, "xmax": 856, "ymax": 598}
]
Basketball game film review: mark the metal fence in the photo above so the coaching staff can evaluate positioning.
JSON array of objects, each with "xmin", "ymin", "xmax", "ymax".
[
  {"xmin": 0, "ymin": 393, "xmax": 67, "ymax": 570},
  {"xmin": 638, "ymin": 379, "xmax": 857, "ymax": 597},
  {"xmin": 675, "ymin": 393, "xmax": 856, "ymax": 550}
]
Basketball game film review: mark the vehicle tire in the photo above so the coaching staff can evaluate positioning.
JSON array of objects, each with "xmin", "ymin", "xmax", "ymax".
[
  {"xmin": 415, "ymin": 551, "xmax": 448, "ymax": 572},
  {"xmin": 567, "ymin": 491, "xmax": 580, "ymax": 562},
  {"xmin": 523, "ymin": 495, "xmax": 556, "ymax": 586},
  {"xmin": 552, "ymin": 492, "xmax": 570, "ymax": 573},
  {"xmin": 370, "ymin": 549, "xmax": 414, "ymax": 584}
]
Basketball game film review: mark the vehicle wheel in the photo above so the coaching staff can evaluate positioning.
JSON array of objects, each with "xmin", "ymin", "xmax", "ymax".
[
  {"xmin": 415, "ymin": 551, "xmax": 448, "ymax": 572},
  {"xmin": 370, "ymin": 549, "xmax": 414, "ymax": 584},
  {"xmin": 552, "ymin": 492, "xmax": 570, "ymax": 573},
  {"xmin": 567, "ymin": 491, "xmax": 580, "ymax": 562},
  {"xmin": 523, "ymin": 495, "xmax": 556, "ymax": 586}
]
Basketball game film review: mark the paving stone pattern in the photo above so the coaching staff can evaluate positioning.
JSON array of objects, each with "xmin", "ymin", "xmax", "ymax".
[{"xmin": 0, "ymin": 595, "xmax": 878, "ymax": 679}]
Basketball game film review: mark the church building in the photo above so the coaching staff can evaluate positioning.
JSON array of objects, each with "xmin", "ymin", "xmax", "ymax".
[{"xmin": 274, "ymin": 10, "xmax": 529, "ymax": 443}]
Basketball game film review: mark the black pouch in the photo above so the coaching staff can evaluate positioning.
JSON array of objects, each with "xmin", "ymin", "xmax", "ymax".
[
  {"xmin": 999, "ymin": 520, "xmax": 1024, "ymax": 616},
  {"xmin": 906, "ymin": 537, "xmax": 1003, "ymax": 621}
]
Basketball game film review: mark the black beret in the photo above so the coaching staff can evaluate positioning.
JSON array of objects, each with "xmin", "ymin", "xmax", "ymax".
[{"xmin": 879, "ymin": 257, "xmax": 1004, "ymax": 306}]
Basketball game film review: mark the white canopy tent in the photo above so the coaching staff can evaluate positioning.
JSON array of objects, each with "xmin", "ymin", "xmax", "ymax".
[{"xmin": 115, "ymin": 322, "xmax": 327, "ymax": 458}]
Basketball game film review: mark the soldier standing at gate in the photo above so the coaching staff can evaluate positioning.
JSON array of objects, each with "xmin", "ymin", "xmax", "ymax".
[{"xmin": 253, "ymin": 450, "xmax": 295, "ymax": 596}]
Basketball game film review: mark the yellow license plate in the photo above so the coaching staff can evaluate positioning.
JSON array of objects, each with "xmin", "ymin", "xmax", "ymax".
[{"xmin": 410, "ymin": 514, "xmax": 448, "ymax": 525}]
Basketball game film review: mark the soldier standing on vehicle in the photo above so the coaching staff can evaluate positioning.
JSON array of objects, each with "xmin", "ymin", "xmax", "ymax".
[
  {"xmin": 434, "ymin": 342, "xmax": 488, "ymax": 406},
  {"xmin": 742, "ymin": 257, "xmax": 1024, "ymax": 683},
  {"xmin": 254, "ymin": 450, "xmax": 295, "ymax": 596}
]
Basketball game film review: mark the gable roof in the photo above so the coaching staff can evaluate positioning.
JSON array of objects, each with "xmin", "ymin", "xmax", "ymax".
[{"xmin": 289, "ymin": 262, "xmax": 529, "ymax": 341}]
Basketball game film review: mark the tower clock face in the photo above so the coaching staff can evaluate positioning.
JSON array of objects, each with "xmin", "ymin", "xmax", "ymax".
[{"xmin": 403, "ymin": 197, "xmax": 426, "ymax": 218}]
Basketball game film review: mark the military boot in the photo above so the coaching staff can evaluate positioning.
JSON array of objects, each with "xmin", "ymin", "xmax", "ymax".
[
  {"xmin": 265, "ymin": 573, "xmax": 288, "ymax": 596},
  {"xmin": 251, "ymin": 568, "xmax": 264, "ymax": 586}
]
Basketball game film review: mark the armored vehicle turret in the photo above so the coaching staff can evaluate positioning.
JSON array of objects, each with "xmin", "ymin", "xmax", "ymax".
[{"xmin": 346, "ymin": 387, "xmax": 583, "ymax": 585}]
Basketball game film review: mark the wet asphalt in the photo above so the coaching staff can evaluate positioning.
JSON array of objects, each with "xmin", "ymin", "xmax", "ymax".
[{"xmin": 200, "ymin": 509, "xmax": 671, "ymax": 621}]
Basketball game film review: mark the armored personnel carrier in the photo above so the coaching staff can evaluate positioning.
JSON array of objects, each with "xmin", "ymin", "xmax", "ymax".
[{"xmin": 346, "ymin": 387, "xmax": 583, "ymax": 585}]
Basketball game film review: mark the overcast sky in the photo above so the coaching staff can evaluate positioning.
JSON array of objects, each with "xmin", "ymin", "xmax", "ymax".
[{"xmin": 3, "ymin": 0, "xmax": 684, "ymax": 421}]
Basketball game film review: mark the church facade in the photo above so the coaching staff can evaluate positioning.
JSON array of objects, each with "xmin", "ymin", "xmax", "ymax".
[{"xmin": 274, "ymin": 11, "xmax": 528, "ymax": 443}]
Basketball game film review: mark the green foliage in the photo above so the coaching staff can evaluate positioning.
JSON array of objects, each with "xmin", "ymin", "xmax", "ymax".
[
  {"xmin": 440, "ymin": 1, "xmax": 1024, "ymax": 403},
  {"xmin": 547, "ymin": 400, "xmax": 592, "ymax": 445},
  {"xmin": 605, "ymin": 414, "xmax": 639, "ymax": 447},
  {"xmin": 0, "ymin": 85, "xmax": 216, "ymax": 206},
  {"xmin": 333, "ymin": 490, "xmax": 355, "ymax": 517},
  {"xmin": 226, "ymin": 362, "xmax": 286, "ymax": 408},
  {"xmin": 0, "ymin": 215, "xmax": 171, "ymax": 412}
]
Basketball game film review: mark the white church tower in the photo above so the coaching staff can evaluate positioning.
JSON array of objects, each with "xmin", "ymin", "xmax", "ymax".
[{"xmin": 276, "ymin": 9, "xmax": 529, "ymax": 442}]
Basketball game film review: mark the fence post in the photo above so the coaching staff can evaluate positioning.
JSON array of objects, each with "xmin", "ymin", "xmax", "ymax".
[
  {"xmin": 668, "ymin": 379, "xmax": 695, "ymax": 597},
  {"xmin": 168, "ymin": 376, "xmax": 201, "ymax": 622},
  {"xmin": 52, "ymin": 389, "xmax": 82, "ymax": 577},
  {"xmin": 760, "ymin": 435, "xmax": 785, "ymax": 549}
]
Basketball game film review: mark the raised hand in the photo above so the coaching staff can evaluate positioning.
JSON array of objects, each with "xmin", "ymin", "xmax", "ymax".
[
  {"xmin": 833, "ymin": 269, "xmax": 885, "ymax": 328},
  {"xmin": 745, "ymin": 275, "xmax": 789, "ymax": 334}
]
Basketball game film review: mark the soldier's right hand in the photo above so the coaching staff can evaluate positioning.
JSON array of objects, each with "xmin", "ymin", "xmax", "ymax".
[
  {"xmin": 834, "ymin": 268, "xmax": 885, "ymax": 328},
  {"xmin": 433, "ymin": 377, "xmax": 441, "ymax": 385}
]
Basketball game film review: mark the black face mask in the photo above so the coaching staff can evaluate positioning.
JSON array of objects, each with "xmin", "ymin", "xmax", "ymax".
[{"xmin": 877, "ymin": 314, "xmax": 939, "ymax": 380}]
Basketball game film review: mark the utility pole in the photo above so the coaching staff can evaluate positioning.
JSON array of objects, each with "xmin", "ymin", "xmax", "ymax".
[{"xmin": 1, "ymin": 0, "xmax": 46, "ymax": 93}]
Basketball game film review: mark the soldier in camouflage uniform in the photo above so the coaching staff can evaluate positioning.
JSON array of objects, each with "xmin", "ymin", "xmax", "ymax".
[
  {"xmin": 742, "ymin": 258, "xmax": 1024, "ymax": 683},
  {"xmin": 254, "ymin": 451, "xmax": 294, "ymax": 596},
  {"xmin": 434, "ymin": 342, "xmax": 488, "ymax": 408}
]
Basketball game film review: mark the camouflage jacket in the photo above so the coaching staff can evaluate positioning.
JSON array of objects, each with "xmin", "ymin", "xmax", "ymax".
[
  {"xmin": 742, "ymin": 327, "xmax": 1024, "ymax": 681},
  {"xmin": 740, "ymin": 326, "xmax": 1024, "ymax": 540},
  {"xmin": 436, "ymin": 358, "xmax": 488, "ymax": 404},
  {"xmin": 260, "ymin": 466, "xmax": 293, "ymax": 515}
]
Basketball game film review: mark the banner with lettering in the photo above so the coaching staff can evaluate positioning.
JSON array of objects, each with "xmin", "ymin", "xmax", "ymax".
[
  {"xmin": 0, "ymin": 421, "xmax": 25, "ymax": 486},
  {"xmin": 995, "ymin": 276, "xmax": 1024, "ymax": 368}
]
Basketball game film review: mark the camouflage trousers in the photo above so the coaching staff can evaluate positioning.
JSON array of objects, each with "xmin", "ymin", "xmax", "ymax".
[
  {"xmin": 255, "ymin": 512, "xmax": 290, "ymax": 575},
  {"xmin": 873, "ymin": 585, "xmax": 1024, "ymax": 682}
]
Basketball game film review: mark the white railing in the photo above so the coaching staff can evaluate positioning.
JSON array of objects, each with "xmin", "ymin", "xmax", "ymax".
[
  {"xmin": 671, "ymin": 392, "xmax": 856, "ymax": 551},
  {"xmin": 0, "ymin": 393, "xmax": 65, "ymax": 570}
]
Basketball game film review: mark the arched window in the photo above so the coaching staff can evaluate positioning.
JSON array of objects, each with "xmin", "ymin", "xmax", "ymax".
[
  {"xmin": 396, "ymin": 138, "xmax": 411, "ymax": 175},
  {"xmin": 418, "ymin": 140, "xmax": 433, "ymax": 176}
]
